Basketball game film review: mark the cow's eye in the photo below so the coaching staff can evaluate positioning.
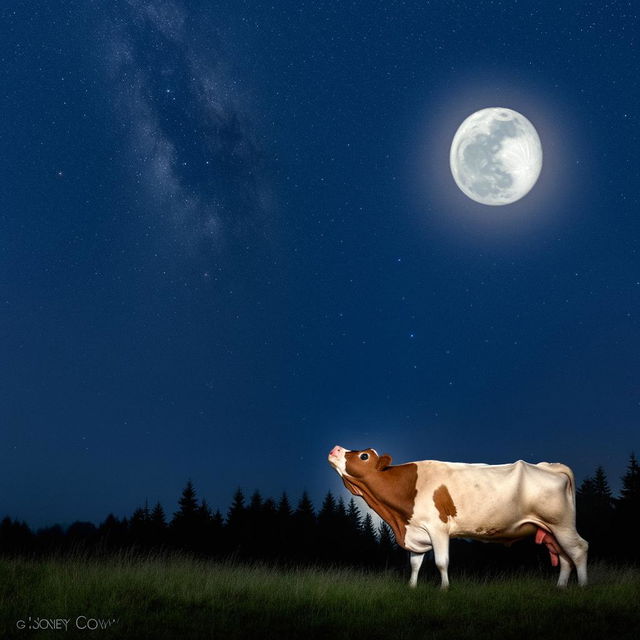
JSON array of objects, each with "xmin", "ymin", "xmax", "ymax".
[{"xmin": 360, "ymin": 453, "xmax": 369, "ymax": 461}]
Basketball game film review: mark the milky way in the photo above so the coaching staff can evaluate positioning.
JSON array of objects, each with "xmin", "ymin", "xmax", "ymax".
[{"xmin": 103, "ymin": 0, "xmax": 270, "ymax": 252}]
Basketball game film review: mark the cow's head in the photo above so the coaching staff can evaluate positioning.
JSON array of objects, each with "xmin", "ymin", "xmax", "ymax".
[{"xmin": 327, "ymin": 445, "xmax": 393, "ymax": 495}]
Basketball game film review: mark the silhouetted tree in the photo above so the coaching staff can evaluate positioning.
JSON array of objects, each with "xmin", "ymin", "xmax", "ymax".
[
  {"xmin": 292, "ymin": 491, "xmax": 316, "ymax": 559},
  {"xmin": 171, "ymin": 480, "xmax": 201, "ymax": 549},
  {"xmin": 258, "ymin": 498, "xmax": 278, "ymax": 560},
  {"xmin": 66, "ymin": 521, "xmax": 97, "ymax": 551},
  {"xmin": 246, "ymin": 491, "xmax": 263, "ymax": 554},
  {"xmin": 593, "ymin": 466, "xmax": 612, "ymax": 500},
  {"xmin": 36, "ymin": 524, "xmax": 64, "ymax": 553},
  {"xmin": 97, "ymin": 514, "xmax": 128, "ymax": 550},
  {"xmin": 151, "ymin": 502, "xmax": 166, "ymax": 527},
  {"xmin": 174, "ymin": 481, "xmax": 198, "ymax": 521},
  {"xmin": 619, "ymin": 453, "xmax": 640, "ymax": 503},
  {"xmin": 130, "ymin": 502, "xmax": 152, "ymax": 546},
  {"xmin": 226, "ymin": 488, "xmax": 248, "ymax": 556},
  {"xmin": 149, "ymin": 502, "xmax": 167, "ymax": 547},
  {"xmin": 345, "ymin": 498, "xmax": 364, "ymax": 563},
  {"xmin": 333, "ymin": 497, "xmax": 355, "ymax": 563},
  {"xmin": 317, "ymin": 491, "xmax": 338, "ymax": 562},
  {"xmin": 275, "ymin": 492, "xmax": 293, "ymax": 559},
  {"xmin": 378, "ymin": 521, "xmax": 397, "ymax": 569},
  {"xmin": 210, "ymin": 509, "xmax": 224, "ymax": 556},
  {"xmin": 0, "ymin": 518, "xmax": 33, "ymax": 553},
  {"xmin": 616, "ymin": 453, "xmax": 640, "ymax": 561},
  {"xmin": 346, "ymin": 498, "xmax": 361, "ymax": 531},
  {"xmin": 361, "ymin": 512, "xmax": 378, "ymax": 562},
  {"xmin": 187, "ymin": 499, "xmax": 216, "ymax": 553},
  {"xmin": 577, "ymin": 466, "xmax": 614, "ymax": 558}
]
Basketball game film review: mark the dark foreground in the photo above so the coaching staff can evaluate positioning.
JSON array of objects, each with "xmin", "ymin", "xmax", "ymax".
[{"xmin": 0, "ymin": 554, "xmax": 638, "ymax": 639}]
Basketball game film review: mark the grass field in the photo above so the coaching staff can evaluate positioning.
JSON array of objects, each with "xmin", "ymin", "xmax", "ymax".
[{"xmin": 0, "ymin": 553, "xmax": 638, "ymax": 639}]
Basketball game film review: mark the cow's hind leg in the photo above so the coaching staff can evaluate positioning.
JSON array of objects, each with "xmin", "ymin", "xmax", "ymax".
[
  {"xmin": 409, "ymin": 551, "xmax": 425, "ymax": 588},
  {"xmin": 557, "ymin": 553, "xmax": 572, "ymax": 588},
  {"xmin": 430, "ymin": 533, "xmax": 450, "ymax": 590},
  {"xmin": 551, "ymin": 529, "xmax": 589, "ymax": 587}
]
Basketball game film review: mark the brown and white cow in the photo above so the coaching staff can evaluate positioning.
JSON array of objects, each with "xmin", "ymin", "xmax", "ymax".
[{"xmin": 327, "ymin": 445, "xmax": 588, "ymax": 589}]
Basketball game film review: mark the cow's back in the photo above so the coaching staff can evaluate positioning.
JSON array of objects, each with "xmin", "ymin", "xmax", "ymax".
[{"xmin": 405, "ymin": 460, "xmax": 574, "ymax": 547}]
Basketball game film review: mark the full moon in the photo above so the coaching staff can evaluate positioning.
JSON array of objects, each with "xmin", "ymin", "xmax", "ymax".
[{"xmin": 450, "ymin": 107, "xmax": 542, "ymax": 206}]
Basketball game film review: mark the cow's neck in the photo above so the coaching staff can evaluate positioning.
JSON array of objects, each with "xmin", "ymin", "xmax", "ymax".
[{"xmin": 347, "ymin": 464, "xmax": 418, "ymax": 548}]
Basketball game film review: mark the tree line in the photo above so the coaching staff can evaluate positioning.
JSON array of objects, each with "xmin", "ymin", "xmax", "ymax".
[{"xmin": 1, "ymin": 453, "xmax": 638, "ymax": 572}]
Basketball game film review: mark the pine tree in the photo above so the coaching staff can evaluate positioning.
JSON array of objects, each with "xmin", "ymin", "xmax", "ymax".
[
  {"xmin": 257, "ymin": 497, "xmax": 278, "ymax": 560},
  {"xmin": 226, "ymin": 488, "xmax": 247, "ymax": 556},
  {"xmin": 210, "ymin": 508, "xmax": 225, "ymax": 557},
  {"xmin": 193, "ymin": 499, "xmax": 214, "ymax": 554},
  {"xmin": 130, "ymin": 507, "xmax": 148, "ymax": 525},
  {"xmin": 0, "ymin": 517, "xmax": 33, "ymax": 553},
  {"xmin": 317, "ymin": 491, "xmax": 338, "ymax": 563},
  {"xmin": 277, "ymin": 492, "xmax": 292, "ymax": 519},
  {"xmin": 292, "ymin": 491, "xmax": 316, "ymax": 561},
  {"xmin": 361, "ymin": 513, "xmax": 377, "ymax": 542},
  {"xmin": 275, "ymin": 492, "xmax": 293, "ymax": 558},
  {"xmin": 377, "ymin": 521, "xmax": 396, "ymax": 569},
  {"xmin": 577, "ymin": 475, "xmax": 596, "ymax": 498},
  {"xmin": 178, "ymin": 481, "xmax": 198, "ymax": 516},
  {"xmin": 130, "ymin": 504, "xmax": 153, "ymax": 547},
  {"xmin": 212, "ymin": 509, "xmax": 224, "ymax": 529},
  {"xmin": 378, "ymin": 520, "xmax": 394, "ymax": 547},
  {"xmin": 344, "ymin": 498, "xmax": 363, "ymax": 564},
  {"xmin": 359, "ymin": 512, "xmax": 379, "ymax": 568},
  {"xmin": 98, "ymin": 514, "xmax": 127, "ymax": 549},
  {"xmin": 249, "ymin": 490, "xmax": 263, "ymax": 512},
  {"xmin": 577, "ymin": 467, "xmax": 614, "ymax": 559},
  {"xmin": 318, "ymin": 491, "xmax": 337, "ymax": 522},
  {"xmin": 262, "ymin": 498, "xmax": 277, "ymax": 515},
  {"xmin": 227, "ymin": 488, "xmax": 246, "ymax": 526},
  {"xmin": 346, "ymin": 499, "xmax": 362, "ymax": 531},
  {"xmin": 593, "ymin": 466, "xmax": 612, "ymax": 501},
  {"xmin": 173, "ymin": 480, "xmax": 198, "ymax": 524},
  {"xmin": 198, "ymin": 499, "xmax": 213, "ymax": 521},
  {"xmin": 151, "ymin": 502, "xmax": 166, "ymax": 529},
  {"xmin": 294, "ymin": 491, "xmax": 316, "ymax": 524},
  {"xmin": 245, "ymin": 491, "xmax": 264, "ymax": 557},
  {"xmin": 149, "ymin": 502, "xmax": 167, "ymax": 548},
  {"xmin": 619, "ymin": 453, "xmax": 640, "ymax": 502},
  {"xmin": 616, "ymin": 453, "xmax": 640, "ymax": 560},
  {"xmin": 171, "ymin": 480, "xmax": 200, "ymax": 549}
]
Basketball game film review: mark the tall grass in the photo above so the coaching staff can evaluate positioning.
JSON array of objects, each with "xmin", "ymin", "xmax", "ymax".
[{"xmin": 1, "ymin": 552, "xmax": 638, "ymax": 639}]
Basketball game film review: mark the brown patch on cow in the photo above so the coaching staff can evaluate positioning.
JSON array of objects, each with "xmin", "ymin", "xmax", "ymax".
[
  {"xmin": 341, "ymin": 450, "xmax": 418, "ymax": 549},
  {"xmin": 475, "ymin": 527, "xmax": 484, "ymax": 533},
  {"xmin": 433, "ymin": 484, "xmax": 457, "ymax": 523}
]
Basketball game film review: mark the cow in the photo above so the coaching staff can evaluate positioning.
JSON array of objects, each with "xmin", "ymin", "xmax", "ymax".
[{"xmin": 327, "ymin": 445, "xmax": 588, "ymax": 589}]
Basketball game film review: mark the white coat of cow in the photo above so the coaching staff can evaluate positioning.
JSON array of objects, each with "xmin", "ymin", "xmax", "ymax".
[{"xmin": 328, "ymin": 445, "xmax": 588, "ymax": 589}]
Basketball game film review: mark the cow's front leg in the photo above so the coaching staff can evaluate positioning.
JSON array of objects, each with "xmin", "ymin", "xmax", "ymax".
[
  {"xmin": 431, "ymin": 533, "xmax": 450, "ymax": 590},
  {"xmin": 408, "ymin": 551, "xmax": 425, "ymax": 588}
]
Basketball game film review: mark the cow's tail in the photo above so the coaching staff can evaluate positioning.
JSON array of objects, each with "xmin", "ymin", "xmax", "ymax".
[{"xmin": 538, "ymin": 462, "xmax": 576, "ymax": 507}]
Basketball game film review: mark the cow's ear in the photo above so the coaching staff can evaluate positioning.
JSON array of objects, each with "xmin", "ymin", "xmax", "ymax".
[
  {"xmin": 342, "ymin": 476, "xmax": 363, "ymax": 496},
  {"xmin": 376, "ymin": 454, "xmax": 392, "ymax": 470}
]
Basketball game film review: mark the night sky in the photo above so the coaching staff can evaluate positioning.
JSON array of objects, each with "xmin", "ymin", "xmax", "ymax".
[{"xmin": 2, "ymin": 1, "xmax": 639, "ymax": 527}]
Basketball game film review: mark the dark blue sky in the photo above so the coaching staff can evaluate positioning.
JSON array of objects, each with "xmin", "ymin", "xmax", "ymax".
[{"xmin": 2, "ymin": 1, "xmax": 639, "ymax": 527}]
